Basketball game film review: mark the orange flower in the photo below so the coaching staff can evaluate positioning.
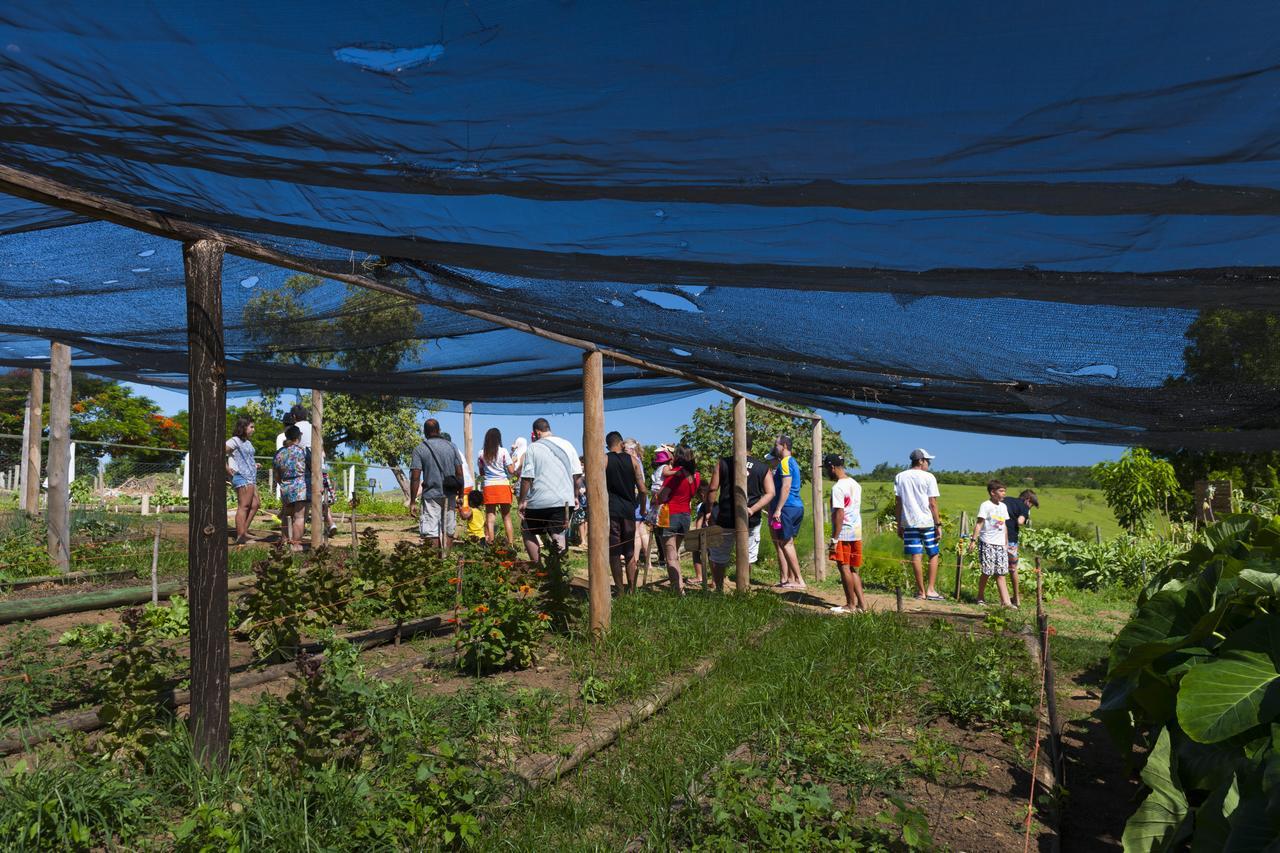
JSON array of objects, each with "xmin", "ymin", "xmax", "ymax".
[
  {"xmin": 448, "ymin": 577, "xmax": 460, "ymax": 585},
  {"xmin": 535, "ymin": 571, "xmax": 548, "ymax": 578},
  {"xmin": 473, "ymin": 604, "xmax": 489, "ymax": 614},
  {"xmin": 444, "ymin": 617, "xmax": 458, "ymax": 624},
  {"xmin": 519, "ymin": 584, "xmax": 535, "ymax": 595},
  {"xmin": 537, "ymin": 612, "xmax": 551, "ymax": 621},
  {"xmin": 500, "ymin": 560, "xmax": 515, "ymax": 569},
  {"xmin": 1047, "ymin": 625, "xmax": 1058, "ymax": 636}
]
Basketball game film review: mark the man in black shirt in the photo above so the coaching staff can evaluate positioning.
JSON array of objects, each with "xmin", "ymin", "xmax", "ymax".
[
  {"xmin": 706, "ymin": 449, "xmax": 776, "ymax": 591},
  {"xmin": 604, "ymin": 431, "xmax": 647, "ymax": 592},
  {"xmin": 1002, "ymin": 489, "xmax": 1039, "ymax": 608}
]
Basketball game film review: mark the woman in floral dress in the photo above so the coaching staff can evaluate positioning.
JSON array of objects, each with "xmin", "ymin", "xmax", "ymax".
[{"xmin": 273, "ymin": 425, "xmax": 310, "ymax": 552}]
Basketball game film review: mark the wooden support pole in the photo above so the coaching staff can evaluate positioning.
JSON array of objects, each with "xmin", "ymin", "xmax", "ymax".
[
  {"xmin": 310, "ymin": 390, "xmax": 324, "ymax": 549},
  {"xmin": 46, "ymin": 342, "xmax": 71, "ymax": 573},
  {"xmin": 462, "ymin": 402, "xmax": 474, "ymax": 487},
  {"xmin": 184, "ymin": 238, "xmax": 229, "ymax": 768},
  {"xmin": 733, "ymin": 396, "xmax": 750, "ymax": 593},
  {"xmin": 24, "ymin": 371, "xmax": 42, "ymax": 517},
  {"xmin": 811, "ymin": 418, "xmax": 825, "ymax": 582},
  {"xmin": 582, "ymin": 351, "xmax": 611, "ymax": 635}
]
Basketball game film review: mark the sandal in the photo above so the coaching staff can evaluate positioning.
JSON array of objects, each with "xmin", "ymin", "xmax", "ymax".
[{"xmin": 925, "ymin": 593, "xmax": 946, "ymax": 601}]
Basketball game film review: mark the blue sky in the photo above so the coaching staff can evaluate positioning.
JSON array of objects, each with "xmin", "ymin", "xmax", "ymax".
[{"xmin": 129, "ymin": 383, "xmax": 1121, "ymax": 480}]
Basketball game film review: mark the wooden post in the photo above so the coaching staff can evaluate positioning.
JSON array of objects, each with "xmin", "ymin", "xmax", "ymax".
[
  {"xmin": 582, "ymin": 351, "xmax": 610, "ymax": 634},
  {"xmin": 23, "ymin": 371, "xmax": 42, "ymax": 517},
  {"xmin": 1035, "ymin": 556, "xmax": 1045, "ymax": 621},
  {"xmin": 462, "ymin": 402, "xmax": 474, "ymax": 487},
  {"xmin": 46, "ymin": 342, "xmax": 71, "ymax": 573},
  {"xmin": 310, "ymin": 390, "xmax": 324, "ymax": 549},
  {"xmin": 810, "ymin": 418, "xmax": 825, "ymax": 582},
  {"xmin": 895, "ymin": 584, "xmax": 903, "ymax": 612},
  {"xmin": 953, "ymin": 546, "xmax": 963, "ymax": 600},
  {"xmin": 733, "ymin": 396, "xmax": 750, "ymax": 593},
  {"xmin": 1094, "ymin": 524, "xmax": 1101, "ymax": 545},
  {"xmin": 184, "ymin": 238, "xmax": 229, "ymax": 768},
  {"xmin": 151, "ymin": 519, "xmax": 162, "ymax": 605}
]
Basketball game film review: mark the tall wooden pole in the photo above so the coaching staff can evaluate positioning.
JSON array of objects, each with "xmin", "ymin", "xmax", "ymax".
[
  {"xmin": 811, "ymin": 418, "xmax": 826, "ymax": 582},
  {"xmin": 733, "ymin": 395, "xmax": 750, "ymax": 592},
  {"xmin": 46, "ymin": 342, "xmax": 72, "ymax": 573},
  {"xmin": 310, "ymin": 390, "xmax": 324, "ymax": 548},
  {"xmin": 17, "ymin": 392, "xmax": 30, "ymax": 511},
  {"xmin": 582, "ymin": 351, "xmax": 611, "ymax": 634},
  {"xmin": 184, "ymin": 239, "xmax": 229, "ymax": 768},
  {"xmin": 462, "ymin": 402, "xmax": 474, "ymax": 486},
  {"xmin": 23, "ymin": 370, "xmax": 42, "ymax": 517}
]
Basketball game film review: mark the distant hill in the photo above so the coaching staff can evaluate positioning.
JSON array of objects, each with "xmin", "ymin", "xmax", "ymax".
[{"xmin": 857, "ymin": 462, "xmax": 1099, "ymax": 490}]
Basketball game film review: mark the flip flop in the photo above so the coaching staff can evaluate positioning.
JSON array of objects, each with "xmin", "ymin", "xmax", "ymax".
[
  {"xmin": 925, "ymin": 593, "xmax": 946, "ymax": 602},
  {"xmin": 830, "ymin": 605, "xmax": 850, "ymax": 614}
]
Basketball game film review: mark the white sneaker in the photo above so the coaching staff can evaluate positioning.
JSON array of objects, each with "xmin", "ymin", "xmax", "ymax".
[{"xmin": 830, "ymin": 605, "xmax": 850, "ymax": 614}]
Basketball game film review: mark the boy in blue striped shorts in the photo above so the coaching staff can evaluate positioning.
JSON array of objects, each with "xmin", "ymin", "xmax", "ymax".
[{"xmin": 894, "ymin": 449, "xmax": 945, "ymax": 601}]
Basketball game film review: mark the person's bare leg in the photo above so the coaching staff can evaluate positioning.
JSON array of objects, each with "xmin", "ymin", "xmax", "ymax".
[
  {"xmin": 910, "ymin": 553, "xmax": 925, "ymax": 597},
  {"xmin": 625, "ymin": 550, "xmax": 639, "ymax": 590},
  {"xmin": 234, "ymin": 485, "xmax": 253, "ymax": 542},
  {"xmin": 665, "ymin": 534, "xmax": 683, "ymax": 592},
  {"xmin": 290, "ymin": 503, "xmax": 306, "ymax": 551},
  {"xmin": 783, "ymin": 540, "xmax": 804, "ymax": 588},
  {"xmin": 484, "ymin": 506, "xmax": 496, "ymax": 543},
  {"xmin": 1009, "ymin": 568, "xmax": 1020, "ymax": 606},
  {"xmin": 926, "ymin": 553, "xmax": 940, "ymax": 597},
  {"xmin": 610, "ymin": 550, "xmax": 626, "ymax": 592},
  {"xmin": 502, "ymin": 505, "xmax": 514, "ymax": 544},
  {"xmin": 523, "ymin": 531, "xmax": 541, "ymax": 563},
  {"xmin": 711, "ymin": 560, "xmax": 726, "ymax": 592},
  {"xmin": 995, "ymin": 575, "xmax": 1012, "ymax": 607},
  {"xmin": 977, "ymin": 573, "xmax": 989, "ymax": 603},
  {"xmin": 247, "ymin": 488, "xmax": 261, "ymax": 534}
]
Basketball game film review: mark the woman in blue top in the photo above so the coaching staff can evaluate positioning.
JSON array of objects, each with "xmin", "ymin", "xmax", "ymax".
[
  {"xmin": 769, "ymin": 434, "xmax": 806, "ymax": 590},
  {"xmin": 224, "ymin": 416, "xmax": 261, "ymax": 546}
]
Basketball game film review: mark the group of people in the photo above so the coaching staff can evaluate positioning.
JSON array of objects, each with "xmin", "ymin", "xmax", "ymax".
[
  {"xmin": 893, "ymin": 448, "xmax": 1039, "ymax": 610},
  {"xmin": 228, "ymin": 411, "xmax": 1038, "ymax": 613},
  {"xmin": 224, "ymin": 405, "xmax": 339, "ymax": 550}
]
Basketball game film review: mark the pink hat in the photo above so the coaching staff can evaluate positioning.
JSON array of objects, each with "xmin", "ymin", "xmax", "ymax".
[{"xmin": 654, "ymin": 449, "xmax": 672, "ymax": 464}]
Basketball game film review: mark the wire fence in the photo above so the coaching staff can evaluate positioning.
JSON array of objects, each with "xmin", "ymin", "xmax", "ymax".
[{"xmin": 0, "ymin": 434, "xmax": 414, "ymax": 510}]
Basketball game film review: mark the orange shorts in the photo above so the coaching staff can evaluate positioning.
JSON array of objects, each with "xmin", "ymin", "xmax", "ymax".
[
  {"xmin": 482, "ymin": 483, "xmax": 513, "ymax": 506},
  {"xmin": 833, "ymin": 540, "xmax": 862, "ymax": 568}
]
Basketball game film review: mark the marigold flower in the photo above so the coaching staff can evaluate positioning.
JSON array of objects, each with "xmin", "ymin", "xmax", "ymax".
[
  {"xmin": 537, "ymin": 612, "xmax": 551, "ymax": 621},
  {"xmin": 519, "ymin": 584, "xmax": 534, "ymax": 595},
  {"xmin": 473, "ymin": 604, "xmax": 489, "ymax": 614},
  {"xmin": 500, "ymin": 560, "xmax": 515, "ymax": 569},
  {"xmin": 448, "ymin": 577, "xmax": 460, "ymax": 585}
]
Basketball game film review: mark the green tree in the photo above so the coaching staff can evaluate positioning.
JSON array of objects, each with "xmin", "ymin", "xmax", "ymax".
[
  {"xmin": 1162, "ymin": 309, "xmax": 1280, "ymax": 498},
  {"xmin": 675, "ymin": 399, "xmax": 854, "ymax": 477},
  {"xmin": 241, "ymin": 273, "xmax": 440, "ymax": 500},
  {"xmin": 1091, "ymin": 448, "xmax": 1180, "ymax": 533}
]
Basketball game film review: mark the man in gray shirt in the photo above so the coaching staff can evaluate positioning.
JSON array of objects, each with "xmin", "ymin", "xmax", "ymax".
[{"xmin": 408, "ymin": 418, "xmax": 464, "ymax": 547}]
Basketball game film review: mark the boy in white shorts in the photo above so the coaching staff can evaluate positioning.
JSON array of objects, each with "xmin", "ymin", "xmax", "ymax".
[{"xmin": 970, "ymin": 480, "xmax": 1014, "ymax": 608}]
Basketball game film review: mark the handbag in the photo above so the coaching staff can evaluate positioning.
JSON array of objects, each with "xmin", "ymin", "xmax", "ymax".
[{"xmin": 425, "ymin": 440, "xmax": 463, "ymax": 496}]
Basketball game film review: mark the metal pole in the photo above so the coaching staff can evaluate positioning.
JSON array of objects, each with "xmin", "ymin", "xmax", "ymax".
[
  {"xmin": 184, "ymin": 238, "xmax": 230, "ymax": 768},
  {"xmin": 810, "ymin": 418, "xmax": 825, "ymax": 582},
  {"xmin": 583, "ymin": 351, "xmax": 611, "ymax": 634},
  {"xmin": 46, "ymin": 342, "xmax": 71, "ymax": 573},
  {"xmin": 733, "ymin": 396, "xmax": 750, "ymax": 593},
  {"xmin": 24, "ymin": 372, "xmax": 43, "ymax": 517}
]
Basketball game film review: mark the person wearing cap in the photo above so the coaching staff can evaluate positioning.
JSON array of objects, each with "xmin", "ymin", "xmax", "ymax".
[
  {"xmin": 824, "ymin": 454, "xmax": 866, "ymax": 613},
  {"xmin": 769, "ymin": 435, "xmax": 806, "ymax": 590},
  {"xmin": 1002, "ymin": 488, "xmax": 1039, "ymax": 608},
  {"xmin": 647, "ymin": 446, "xmax": 676, "ymax": 567},
  {"xmin": 895, "ymin": 448, "xmax": 944, "ymax": 601}
]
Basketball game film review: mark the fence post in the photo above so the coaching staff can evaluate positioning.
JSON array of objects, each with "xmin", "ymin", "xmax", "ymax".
[
  {"xmin": 182, "ymin": 452, "xmax": 190, "ymax": 499},
  {"xmin": 141, "ymin": 493, "xmax": 150, "ymax": 516},
  {"xmin": 310, "ymin": 390, "xmax": 324, "ymax": 548},
  {"xmin": 1035, "ymin": 556, "xmax": 1045, "ymax": 621},
  {"xmin": 46, "ymin": 342, "xmax": 71, "ymax": 573},
  {"xmin": 810, "ymin": 418, "xmax": 826, "ymax": 582},
  {"xmin": 24, "ymin": 371, "xmax": 43, "ymax": 517},
  {"xmin": 583, "ymin": 350, "xmax": 610, "ymax": 635},
  {"xmin": 151, "ymin": 519, "xmax": 162, "ymax": 605},
  {"xmin": 733, "ymin": 396, "xmax": 750, "ymax": 593}
]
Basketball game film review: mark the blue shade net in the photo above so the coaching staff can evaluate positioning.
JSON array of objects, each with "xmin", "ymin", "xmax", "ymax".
[{"xmin": 0, "ymin": 1, "xmax": 1278, "ymax": 448}]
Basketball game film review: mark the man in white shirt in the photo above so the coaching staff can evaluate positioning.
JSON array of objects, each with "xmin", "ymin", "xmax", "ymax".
[
  {"xmin": 518, "ymin": 418, "xmax": 582, "ymax": 561},
  {"xmin": 894, "ymin": 448, "xmax": 944, "ymax": 601},
  {"xmin": 824, "ymin": 454, "xmax": 866, "ymax": 614}
]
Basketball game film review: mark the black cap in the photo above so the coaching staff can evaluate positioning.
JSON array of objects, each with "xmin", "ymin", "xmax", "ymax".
[{"xmin": 822, "ymin": 453, "xmax": 845, "ymax": 469}]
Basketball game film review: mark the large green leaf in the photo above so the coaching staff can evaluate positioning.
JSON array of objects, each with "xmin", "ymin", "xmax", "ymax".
[
  {"xmin": 1178, "ymin": 651, "xmax": 1280, "ymax": 744},
  {"xmin": 1238, "ymin": 569, "xmax": 1280, "ymax": 598},
  {"xmin": 1123, "ymin": 728, "xmax": 1190, "ymax": 852},
  {"xmin": 1111, "ymin": 568, "xmax": 1219, "ymax": 678},
  {"xmin": 1190, "ymin": 774, "xmax": 1239, "ymax": 853},
  {"xmin": 1223, "ymin": 786, "xmax": 1280, "ymax": 853}
]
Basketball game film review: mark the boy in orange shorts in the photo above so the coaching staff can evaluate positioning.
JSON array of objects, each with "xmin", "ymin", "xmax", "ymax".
[{"xmin": 824, "ymin": 454, "xmax": 866, "ymax": 613}]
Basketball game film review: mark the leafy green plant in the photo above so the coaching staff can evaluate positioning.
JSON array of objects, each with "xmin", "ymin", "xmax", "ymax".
[
  {"xmin": 97, "ymin": 607, "xmax": 181, "ymax": 761},
  {"xmin": 1021, "ymin": 526, "xmax": 1184, "ymax": 589},
  {"xmin": 1102, "ymin": 514, "xmax": 1280, "ymax": 849},
  {"xmin": 0, "ymin": 758, "xmax": 153, "ymax": 851},
  {"xmin": 61, "ymin": 595, "xmax": 190, "ymax": 650},
  {"xmin": 235, "ymin": 547, "xmax": 309, "ymax": 662},
  {"xmin": 0, "ymin": 523, "xmax": 53, "ymax": 580},
  {"xmin": 280, "ymin": 639, "xmax": 380, "ymax": 770},
  {"xmin": 301, "ymin": 547, "xmax": 352, "ymax": 630},
  {"xmin": 454, "ymin": 580, "xmax": 548, "ymax": 675},
  {"xmin": 0, "ymin": 627, "xmax": 93, "ymax": 729},
  {"xmin": 1092, "ymin": 448, "xmax": 1180, "ymax": 534}
]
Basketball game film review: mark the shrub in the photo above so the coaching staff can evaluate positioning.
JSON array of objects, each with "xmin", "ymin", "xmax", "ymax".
[
  {"xmin": 1103, "ymin": 514, "xmax": 1280, "ymax": 849},
  {"xmin": 235, "ymin": 548, "xmax": 310, "ymax": 662},
  {"xmin": 1020, "ymin": 526, "xmax": 1184, "ymax": 589},
  {"xmin": 97, "ymin": 607, "xmax": 182, "ymax": 761}
]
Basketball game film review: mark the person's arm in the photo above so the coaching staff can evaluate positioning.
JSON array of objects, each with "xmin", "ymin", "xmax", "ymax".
[
  {"xmin": 894, "ymin": 494, "xmax": 904, "ymax": 538},
  {"xmin": 409, "ymin": 469, "xmax": 421, "ymax": 516},
  {"xmin": 225, "ymin": 440, "xmax": 236, "ymax": 476},
  {"xmin": 972, "ymin": 516, "xmax": 984, "ymax": 550},
  {"xmin": 929, "ymin": 495, "xmax": 940, "ymax": 529},
  {"xmin": 774, "ymin": 472, "xmax": 791, "ymax": 521},
  {"xmin": 518, "ymin": 477, "xmax": 533, "ymax": 513},
  {"xmin": 632, "ymin": 456, "xmax": 648, "ymax": 515},
  {"xmin": 831, "ymin": 506, "xmax": 843, "ymax": 546},
  {"xmin": 751, "ymin": 474, "xmax": 776, "ymax": 517}
]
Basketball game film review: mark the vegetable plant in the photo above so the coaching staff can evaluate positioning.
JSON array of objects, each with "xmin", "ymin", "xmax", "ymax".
[{"xmin": 1102, "ymin": 514, "xmax": 1280, "ymax": 849}]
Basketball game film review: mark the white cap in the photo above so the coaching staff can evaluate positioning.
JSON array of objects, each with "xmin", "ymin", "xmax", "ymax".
[{"xmin": 909, "ymin": 448, "xmax": 935, "ymax": 462}]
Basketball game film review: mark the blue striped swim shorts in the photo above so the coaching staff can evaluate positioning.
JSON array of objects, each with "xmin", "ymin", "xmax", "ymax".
[{"xmin": 902, "ymin": 526, "xmax": 940, "ymax": 557}]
